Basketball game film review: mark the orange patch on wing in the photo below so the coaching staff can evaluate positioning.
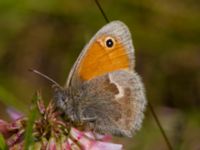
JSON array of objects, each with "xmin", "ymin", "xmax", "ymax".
[{"xmin": 78, "ymin": 36, "xmax": 130, "ymax": 80}]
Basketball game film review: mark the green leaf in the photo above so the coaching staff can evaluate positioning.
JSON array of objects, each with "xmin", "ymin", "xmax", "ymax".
[
  {"xmin": 0, "ymin": 134, "xmax": 8, "ymax": 150},
  {"xmin": 24, "ymin": 93, "xmax": 39, "ymax": 150}
]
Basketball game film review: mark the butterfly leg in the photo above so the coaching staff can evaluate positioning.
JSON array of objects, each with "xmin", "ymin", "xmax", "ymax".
[{"xmin": 82, "ymin": 116, "xmax": 97, "ymax": 122}]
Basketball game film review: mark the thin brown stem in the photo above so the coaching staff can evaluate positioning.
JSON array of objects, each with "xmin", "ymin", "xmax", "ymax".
[
  {"xmin": 93, "ymin": 0, "xmax": 173, "ymax": 149},
  {"xmin": 94, "ymin": 0, "xmax": 109, "ymax": 23},
  {"xmin": 148, "ymin": 102, "xmax": 173, "ymax": 150}
]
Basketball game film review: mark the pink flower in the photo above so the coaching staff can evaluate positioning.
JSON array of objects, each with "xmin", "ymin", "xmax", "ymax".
[
  {"xmin": 0, "ymin": 92, "xmax": 123, "ymax": 150},
  {"xmin": 6, "ymin": 107, "xmax": 23, "ymax": 121},
  {"xmin": 69, "ymin": 128, "xmax": 122, "ymax": 150}
]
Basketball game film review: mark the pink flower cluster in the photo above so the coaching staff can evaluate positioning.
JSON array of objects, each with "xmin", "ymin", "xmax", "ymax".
[{"xmin": 0, "ymin": 93, "xmax": 123, "ymax": 150}]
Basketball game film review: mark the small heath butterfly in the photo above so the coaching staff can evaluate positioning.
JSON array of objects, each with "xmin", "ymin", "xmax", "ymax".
[{"xmin": 52, "ymin": 21, "xmax": 146, "ymax": 137}]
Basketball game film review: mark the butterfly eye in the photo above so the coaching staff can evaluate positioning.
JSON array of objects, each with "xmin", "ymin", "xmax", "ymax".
[{"xmin": 105, "ymin": 37, "xmax": 115, "ymax": 48}]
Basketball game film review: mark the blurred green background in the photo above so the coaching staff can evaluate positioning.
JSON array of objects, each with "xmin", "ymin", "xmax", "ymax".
[{"xmin": 0, "ymin": 0, "xmax": 199, "ymax": 149}]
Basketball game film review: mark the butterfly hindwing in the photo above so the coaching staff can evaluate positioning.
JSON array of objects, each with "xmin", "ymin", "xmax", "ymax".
[{"xmin": 77, "ymin": 70, "xmax": 146, "ymax": 137}]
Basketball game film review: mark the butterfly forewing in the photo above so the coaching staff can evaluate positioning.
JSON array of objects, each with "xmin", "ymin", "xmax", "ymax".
[{"xmin": 66, "ymin": 21, "xmax": 135, "ymax": 86}]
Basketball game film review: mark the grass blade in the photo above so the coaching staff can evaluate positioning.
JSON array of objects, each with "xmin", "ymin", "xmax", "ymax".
[
  {"xmin": 0, "ymin": 134, "xmax": 8, "ymax": 150},
  {"xmin": 24, "ymin": 93, "xmax": 38, "ymax": 150}
]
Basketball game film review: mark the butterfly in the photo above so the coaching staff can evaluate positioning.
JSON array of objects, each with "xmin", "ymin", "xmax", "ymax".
[{"xmin": 51, "ymin": 21, "xmax": 146, "ymax": 137}]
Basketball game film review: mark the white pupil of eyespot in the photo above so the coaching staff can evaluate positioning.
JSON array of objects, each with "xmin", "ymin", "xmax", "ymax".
[{"xmin": 106, "ymin": 38, "xmax": 114, "ymax": 48}]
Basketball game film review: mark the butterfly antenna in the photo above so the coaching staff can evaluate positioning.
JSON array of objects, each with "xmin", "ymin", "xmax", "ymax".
[{"xmin": 29, "ymin": 68, "xmax": 61, "ymax": 88}]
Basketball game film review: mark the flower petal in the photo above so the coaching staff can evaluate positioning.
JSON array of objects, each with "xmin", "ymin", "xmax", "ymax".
[
  {"xmin": 70, "ymin": 128, "xmax": 123, "ymax": 150},
  {"xmin": 0, "ymin": 119, "xmax": 12, "ymax": 138},
  {"xmin": 46, "ymin": 137, "xmax": 57, "ymax": 150},
  {"xmin": 6, "ymin": 108, "xmax": 23, "ymax": 121}
]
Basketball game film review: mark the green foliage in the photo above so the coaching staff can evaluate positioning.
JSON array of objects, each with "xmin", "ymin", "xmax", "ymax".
[
  {"xmin": 0, "ymin": 86, "xmax": 26, "ymax": 112},
  {"xmin": 0, "ymin": 134, "xmax": 8, "ymax": 150},
  {"xmin": 24, "ymin": 93, "xmax": 38, "ymax": 149}
]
